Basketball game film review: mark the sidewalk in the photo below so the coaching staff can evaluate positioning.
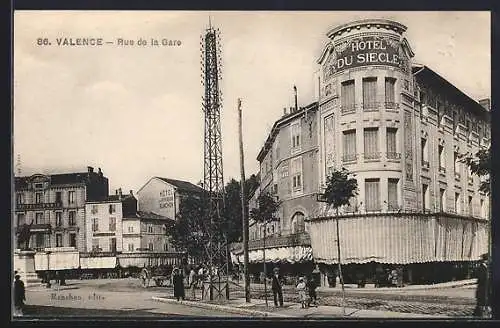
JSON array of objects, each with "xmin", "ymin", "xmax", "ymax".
[{"xmin": 152, "ymin": 296, "xmax": 452, "ymax": 318}]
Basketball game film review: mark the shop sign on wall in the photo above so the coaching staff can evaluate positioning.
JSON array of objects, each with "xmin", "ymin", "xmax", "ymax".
[
  {"xmin": 324, "ymin": 35, "xmax": 407, "ymax": 77},
  {"xmin": 159, "ymin": 189, "xmax": 174, "ymax": 209}
]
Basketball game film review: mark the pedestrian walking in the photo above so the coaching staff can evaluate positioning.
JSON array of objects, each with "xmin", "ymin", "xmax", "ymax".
[
  {"xmin": 172, "ymin": 268, "xmax": 185, "ymax": 301},
  {"xmin": 306, "ymin": 275, "xmax": 318, "ymax": 307},
  {"xmin": 188, "ymin": 267, "xmax": 197, "ymax": 300},
  {"xmin": 14, "ymin": 274, "xmax": 26, "ymax": 316},
  {"xmin": 296, "ymin": 277, "xmax": 307, "ymax": 309},
  {"xmin": 474, "ymin": 253, "xmax": 492, "ymax": 318},
  {"xmin": 271, "ymin": 267, "xmax": 284, "ymax": 307}
]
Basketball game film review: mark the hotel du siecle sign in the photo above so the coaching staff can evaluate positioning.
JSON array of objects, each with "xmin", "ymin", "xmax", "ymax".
[{"xmin": 324, "ymin": 35, "xmax": 409, "ymax": 77}]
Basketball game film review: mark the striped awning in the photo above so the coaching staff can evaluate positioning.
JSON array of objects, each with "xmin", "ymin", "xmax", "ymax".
[
  {"xmin": 309, "ymin": 214, "xmax": 488, "ymax": 265},
  {"xmin": 231, "ymin": 245, "xmax": 313, "ymax": 264}
]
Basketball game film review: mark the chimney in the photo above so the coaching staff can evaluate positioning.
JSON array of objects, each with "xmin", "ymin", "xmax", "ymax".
[
  {"xmin": 130, "ymin": 190, "xmax": 133, "ymax": 196},
  {"xmin": 87, "ymin": 166, "xmax": 94, "ymax": 173},
  {"xmin": 98, "ymin": 167, "xmax": 103, "ymax": 177},
  {"xmin": 290, "ymin": 106, "xmax": 294, "ymax": 113},
  {"xmin": 478, "ymin": 98, "xmax": 490, "ymax": 111},
  {"xmin": 283, "ymin": 107, "xmax": 287, "ymax": 116},
  {"xmin": 115, "ymin": 189, "xmax": 118, "ymax": 195},
  {"xmin": 119, "ymin": 188, "xmax": 122, "ymax": 198},
  {"xmin": 293, "ymin": 85, "xmax": 298, "ymax": 113}
]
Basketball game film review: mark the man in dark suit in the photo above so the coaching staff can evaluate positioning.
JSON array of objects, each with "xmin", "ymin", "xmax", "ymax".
[
  {"xmin": 14, "ymin": 275, "xmax": 26, "ymax": 316},
  {"xmin": 474, "ymin": 253, "xmax": 491, "ymax": 318},
  {"xmin": 271, "ymin": 267, "xmax": 284, "ymax": 307}
]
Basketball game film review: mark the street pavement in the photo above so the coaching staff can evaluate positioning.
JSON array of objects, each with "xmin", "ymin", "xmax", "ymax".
[
  {"xmin": 16, "ymin": 278, "xmax": 478, "ymax": 319},
  {"xmin": 18, "ymin": 279, "xmax": 245, "ymax": 318}
]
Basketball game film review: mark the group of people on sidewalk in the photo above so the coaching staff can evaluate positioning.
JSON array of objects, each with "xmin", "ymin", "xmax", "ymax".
[{"xmin": 271, "ymin": 267, "xmax": 317, "ymax": 309}]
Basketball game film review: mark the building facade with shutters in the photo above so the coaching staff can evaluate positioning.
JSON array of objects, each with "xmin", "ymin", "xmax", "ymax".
[
  {"xmin": 236, "ymin": 102, "xmax": 320, "ymax": 278},
  {"xmin": 311, "ymin": 19, "xmax": 490, "ymax": 285},
  {"xmin": 14, "ymin": 166, "xmax": 109, "ymax": 252}
]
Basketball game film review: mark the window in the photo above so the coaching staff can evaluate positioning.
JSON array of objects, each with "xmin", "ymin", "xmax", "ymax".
[
  {"xmin": 281, "ymin": 165, "xmax": 289, "ymax": 178},
  {"xmin": 17, "ymin": 213, "xmax": 26, "ymax": 226},
  {"xmin": 69, "ymin": 211, "xmax": 76, "ymax": 226},
  {"xmin": 128, "ymin": 226, "xmax": 134, "ymax": 233},
  {"xmin": 291, "ymin": 122, "xmax": 301, "ymax": 150},
  {"xmin": 342, "ymin": 129, "xmax": 357, "ymax": 162},
  {"xmin": 341, "ymin": 80, "xmax": 355, "ymax": 112},
  {"xmin": 36, "ymin": 234, "xmax": 44, "ymax": 248},
  {"xmin": 16, "ymin": 193, "xmax": 25, "ymax": 205},
  {"xmin": 291, "ymin": 157, "xmax": 303, "ymax": 191},
  {"xmin": 55, "ymin": 192, "xmax": 62, "ymax": 204},
  {"xmin": 69, "ymin": 233, "xmax": 77, "ymax": 248},
  {"xmin": 91, "ymin": 205, "xmax": 98, "ymax": 214},
  {"xmin": 92, "ymin": 239, "xmax": 99, "ymax": 251},
  {"xmin": 164, "ymin": 243, "xmax": 168, "ymax": 251},
  {"xmin": 438, "ymin": 145, "xmax": 445, "ymax": 170},
  {"xmin": 480, "ymin": 199, "xmax": 486, "ymax": 218},
  {"xmin": 387, "ymin": 178, "xmax": 399, "ymax": 210},
  {"xmin": 385, "ymin": 77, "xmax": 396, "ymax": 108},
  {"xmin": 363, "ymin": 77, "xmax": 378, "ymax": 110},
  {"xmin": 439, "ymin": 188, "xmax": 446, "ymax": 212},
  {"xmin": 109, "ymin": 204, "xmax": 116, "ymax": 214},
  {"xmin": 452, "ymin": 111, "xmax": 458, "ymax": 131},
  {"xmin": 92, "ymin": 218, "xmax": 99, "ymax": 232},
  {"xmin": 291, "ymin": 212, "xmax": 305, "ymax": 234},
  {"xmin": 128, "ymin": 243, "xmax": 134, "ymax": 251},
  {"xmin": 148, "ymin": 242, "xmax": 154, "ymax": 251},
  {"xmin": 454, "ymin": 152, "xmax": 460, "ymax": 177},
  {"xmin": 386, "ymin": 128, "xmax": 398, "ymax": 159},
  {"xmin": 422, "ymin": 184, "xmax": 429, "ymax": 211},
  {"xmin": 468, "ymin": 196, "xmax": 473, "ymax": 216},
  {"xmin": 364, "ymin": 128, "xmax": 379, "ymax": 160},
  {"xmin": 421, "ymin": 138, "xmax": 429, "ymax": 166},
  {"xmin": 35, "ymin": 192, "xmax": 43, "ymax": 204},
  {"xmin": 148, "ymin": 225, "xmax": 153, "ymax": 233},
  {"xmin": 455, "ymin": 192, "xmax": 461, "ymax": 214},
  {"xmin": 110, "ymin": 238, "xmax": 117, "ymax": 252},
  {"xmin": 35, "ymin": 212, "xmax": 44, "ymax": 224},
  {"xmin": 68, "ymin": 191, "xmax": 75, "ymax": 204},
  {"xmin": 365, "ymin": 179, "xmax": 380, "ymax": 212},
  {"xmin": 56, "ymin": 212, "xmax": 62, "ymax": 226},
  {"xmin": 56, "ymin": 233, "xmax": 63, "ymax": 247},
  {"xmin": 109, "ymin": 217, "xmax": 116, "ymax": 231}
]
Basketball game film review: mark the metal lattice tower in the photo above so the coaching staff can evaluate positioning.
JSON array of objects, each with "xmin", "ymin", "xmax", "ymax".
[{"xmin": 201, "ymin": 19, "xmax": 229, "ymax": 300}]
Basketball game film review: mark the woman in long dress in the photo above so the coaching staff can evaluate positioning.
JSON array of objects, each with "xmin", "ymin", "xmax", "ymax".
[{"xmin": 172, "ymin": 268, "xmax": 185, "ymax": 301}]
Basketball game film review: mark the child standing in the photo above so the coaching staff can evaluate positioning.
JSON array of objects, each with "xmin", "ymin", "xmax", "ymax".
[{"xmin": 296, "ymin": 277, "xmax": 307, "ymax": 309}]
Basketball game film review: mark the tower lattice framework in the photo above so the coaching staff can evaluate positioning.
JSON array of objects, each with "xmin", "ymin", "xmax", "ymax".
[{"xmin": 201, "ymin": 22, "xmax": 229, "ymax": 300}]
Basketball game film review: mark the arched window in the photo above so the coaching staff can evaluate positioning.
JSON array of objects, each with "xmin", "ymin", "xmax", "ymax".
[{"xmin": 291, "ymin": 212, "xmax": 305, "ymax": 234}]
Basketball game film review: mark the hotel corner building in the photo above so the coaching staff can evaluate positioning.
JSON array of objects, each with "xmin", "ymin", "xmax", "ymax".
[{"xmin": 239, "ymin": 19, "xmax": 490, "ymax": 286}]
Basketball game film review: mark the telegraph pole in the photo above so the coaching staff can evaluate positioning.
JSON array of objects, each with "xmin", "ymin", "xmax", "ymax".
[{"xmin": 238, "ymin": 98, "xmax": 251, "ymax": 303}]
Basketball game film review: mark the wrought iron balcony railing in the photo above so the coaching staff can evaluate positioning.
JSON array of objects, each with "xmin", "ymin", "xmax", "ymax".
[
  {"xmin": 248, "ymin": 232, "xmax": 311, "ymax": 250},
  {"xmin": 385, "ymin": 101, "xmax": 398, "ymax": 109},
  {"xmin": 16, "ymin": 202, "xmax": 63, "ymax": 211},
  {"xmin": 363, "ymin": 102, "xmax": 380, "ymax": 111},
  {"xmin": 387, "ymin": 152, "xmax": 401, "ymax": 160},
  {"xmin": 341, "ymin": 104, "xmax": 356, "ymax": 114},
  {"xmin": 439, "ymin": 166, "xmax": 446, "ymax": 174},
  {"xmin": 363, "ymin": 152, "xmax": 381, "ymax": 160},
  {"xmin": 342, "ymin": 154, "xmax": 357, "ymax": 163},
  {"xmin": 422, "ymin": 160, "xmax": 430, "ymax": 168}
]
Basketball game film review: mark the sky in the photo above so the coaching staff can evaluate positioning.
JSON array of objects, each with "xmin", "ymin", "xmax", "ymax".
[{"xmin": 13, "ymin": 11, "xmax": 490, "ymax": 193}]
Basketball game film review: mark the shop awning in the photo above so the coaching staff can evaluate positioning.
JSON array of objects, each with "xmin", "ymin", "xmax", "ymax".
[
  {"xmin": 231, "ymin": 245, "xmax": 312, "ymax": 264},
  {"xmin": 309, "ymin": 213, "xmax": 488, "ymax": 265}
]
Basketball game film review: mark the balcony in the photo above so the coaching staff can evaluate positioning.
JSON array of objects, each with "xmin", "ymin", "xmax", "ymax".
[
  {"xmin": 248, "ymin": 232, "xmax": 311, "ymax": 250},
  {"xmin": 422, "ymin": 160, "xmax": 430, "ymax": 169},
  {"xmin": 387, "ymin": 152, "xmax": 401, "ymax": 160},
  {"xmin": 16, "ymin": 223, "xmax": 52, "ymax": 233},
  {"xmin": 362, "ymin": 102, "xmax": 380, "ymax": 112},
  {"xmin": 439, "ymin": 166, "xmax": 446, "ymax": 174},
  {"xmin": 385, "ymin": 101, "xmax": 399, "ymax": 110},
  {"xmin": 16, "ymin": 202, "xmax": 63, "ymax": 211},
  {"xmin": 341, "ymin": 104, "xmax": 356, "ymax": 114},
  {"xmin": 468, "ymin": 176, "xmax": 474, "ymax": 185},
  {"xmin": 342, "ymin": 154, "xmax": 357, "ymax": 163},
  {"xmin": 363, "ymin": 152, "xmax": 381, "ymax": 161}
]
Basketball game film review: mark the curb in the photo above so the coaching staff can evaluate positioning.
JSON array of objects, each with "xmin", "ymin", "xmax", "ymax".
[{"xmin": 151, "ymin": 297, "xmax": 288, "ymax": 317}]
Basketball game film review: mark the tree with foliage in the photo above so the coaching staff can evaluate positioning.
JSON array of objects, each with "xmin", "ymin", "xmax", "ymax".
[
  {"xmin": 170, "ymin": 194, "xmax": 208, "ymax": 261},
  {"xmin": 249, "ymin": 189, "xmax": 281, "ymax": 307},
  {"xmin": 461, "ymin": 147, "xmax": 491, "ymax": 195},
  {"xmin": 222, "ymin": 174, "xmax": 260, "ymax": 243},
  {"xmin": 321, "ymin": 167, "xmax": 358, "ymax": 315}
]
